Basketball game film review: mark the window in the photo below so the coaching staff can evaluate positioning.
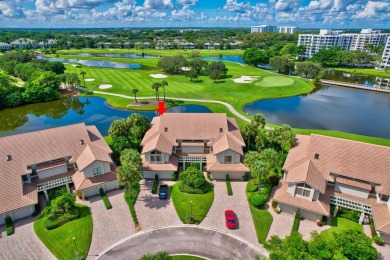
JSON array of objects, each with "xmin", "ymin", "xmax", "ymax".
[
  {"xmin": 93, "ymin": 166, "xmax": 103, "ymax": 176},
  {"xmin": 381, "ymin": 195, "xmax": 389, "ymax": 202},
  {"xmin": 150, "ymin": 150, "xmax": 163, "ymax": 163},
  {"xmin": 22, "ymin": 175, "xmax": 29, "ymax": 182},
  {"xmin": 224, "ymin": 155, "xmax": 233, "ymax": 163},
  {"xmin": 295, "ymin": 183, "xmax": 312, "ymax": 198}
]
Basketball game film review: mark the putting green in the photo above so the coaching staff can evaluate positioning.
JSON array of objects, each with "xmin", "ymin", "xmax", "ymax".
[{"xmin": 255, "ymin": 76, "xmax": 294, "ymax": 87}]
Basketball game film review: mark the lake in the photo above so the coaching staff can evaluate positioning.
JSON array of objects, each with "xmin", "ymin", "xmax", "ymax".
[
  {"xmin": 243, "ymin": 84, "xmax": 390, "ymax": 139},
  {"xmin": 76, "ymin": 53, "xmax": 157, "ymax": 59},
  {"xmin": 323, "ymin": 70, "xmax": 377, "ymax": 86},
  {"xmin": 37, "ymin": 56, "xmax": 142, "ymax": 69},
  {"xmin": 0, "ymin": 97, "xmax": 211, "ymax": 137}
]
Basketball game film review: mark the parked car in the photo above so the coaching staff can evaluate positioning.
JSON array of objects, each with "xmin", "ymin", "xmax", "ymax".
[
  {"xmin": 225, "ymin": 210, "xmax": 237, "ymax": 229},
  {"xmin": 159, "ymin": 184, "xmax": 169, "ymax": 199}
]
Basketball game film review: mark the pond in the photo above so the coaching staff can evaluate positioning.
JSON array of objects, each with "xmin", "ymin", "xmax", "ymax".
[
  {"xmin": 37, "ymin": 56, "xmax": 142, "ymax": 69},
  {"xmin": 203, "ymin": 56, "xmax": 244, "ymax": 64},
  {"xmin": 243, "ymin": 84, "xmax": 390, "ymax": 139},
  {"xmin": 0, "ymin": 97, "xmax": 212, "ymax": 137},
  {"xmin": 76, "ymin": 53, "xmax": 157, "ymax": 59},
  {"xmin": 323, "ymin": 70, "xmax": 376, "ymax": 86}
]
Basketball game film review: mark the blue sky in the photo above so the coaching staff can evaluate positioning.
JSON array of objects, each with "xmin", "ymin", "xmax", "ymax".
[{"xmin": 0, "ymin": 0, "xmax": 389, "ymax": 28}]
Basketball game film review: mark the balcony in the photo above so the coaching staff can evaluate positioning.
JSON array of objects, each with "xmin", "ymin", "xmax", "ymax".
[{"xmin": 32, "ymin": 169, "xmax": 75, "ymax": 192}]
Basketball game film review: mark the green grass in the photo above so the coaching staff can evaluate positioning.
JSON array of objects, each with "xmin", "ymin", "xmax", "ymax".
[
  {"xmin": 103, "ymin": 135, "xmax": 112, "ymax": 145},
  {"xmin": 320, "ymin": 217, "xmax": 363, "ymax": 241},
  {"xmin": 57, "ymin": 48, "xmax": 244, "ymax": 57},
  {"xmin": 171, "ymin": 182, "xmax": 214, "ymax": 224},
  {"xmin": 249, "ymin": 206, "xmax": 273, "ymax": 244},
  {"xmin": 34, "ymin": 204, "xmax": 92, "ymax": 260},
  {"xmin": 171, "ymin": 255, "xmax": 206, "ymax": 260},
  {"xmin": 255, "ymin": 76, "xmax": 295, "ymax": 87},
  {"xmin": 329, "ymin": 67, "xmax": 390, "ymax": 78},
  {"xmin": 291, "ymin": 210, "xmax": 301, "ymax": 234}
]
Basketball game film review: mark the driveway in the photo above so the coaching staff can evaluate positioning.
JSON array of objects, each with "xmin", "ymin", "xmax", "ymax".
[
  {"xmin": 135, "ymin": 179, "xmax": 181, "ymax": 231},
  {"xmin": 200, "ymin": 180, "xmax": 263, "ymax": 248},
  {"xmin": 0, "ymin": 207, "xmax": 55, "ymax": 260},
  {"xmin": 78, "ymin": 188, "xmax": 135, "ymax": 260},
  {"xmin": 96, "ymin": 225, "xmax": 269, "ymax": 259}
]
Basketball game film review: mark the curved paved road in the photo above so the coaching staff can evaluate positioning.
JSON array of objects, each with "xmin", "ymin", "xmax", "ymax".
[
  {"xmin": 96, "ymin": 225, "xmax": 268, "ymax": 259},
  {"xmin": 93, "ymin": 91, "xmax": 251, "ymax": 123}
]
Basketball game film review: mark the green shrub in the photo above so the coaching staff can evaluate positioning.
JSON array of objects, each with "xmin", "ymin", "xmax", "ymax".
[
  {"xmin": 250, "ymin": 194, "xmax": 267, "ymax": 208},
  {"xmin": 242, "ymin": 172, "xmax": 249, "ymax": 181},
  {"xmin": 181, "ymin": 166, "xmax": 205, "ymax": 188},
  {"xmin": 226, "ymin": 174, "xmax": 230, "ymax": 181},
  {"xmin": 269, "ymin": 175, "xmax": 280, "ymax": 186},
  {"xmin": 47, "ymin": 186, "xmax": 68, "ymax": 200},
  {"xmin": 322, "ymin": 216, "xmax": 328, "ymax": 225},
  {"xmin": 373, "ymin": 235, "xmax": 384, "ymax": 246},
  {"xmin": 152, "ymin": 175, "xmax": 159, "ymax": 194},
  {"xmin": 170, "ymin": 173, "xmax": 178, "ymax": 181},
  {"xmin": 226, "ymin": 177, "xmax": 233, "ymax": 196},
  {"xmin": 179, "ymin": 181, "xmax": 212, "ymax": 194},
  {"xmin": 44, "ymin": 207, "xmax": 80, "ymax": 230},
  {"xmin": 271, "ymin": 200, "xmax": 278, "ymax": 208},
  {"xmin": 99, "ymin": 188, "xmax": 112, "ymax": 210},
  {"xmin": 5, "ymin": 216, "xmax": 14, "ymax": 236},
  {"xmin": 246, "ymin": 181, "xmax": 258, "ymax": 192},
  {"xmin": 124, "ymin": 182, "xmax": 141, "ymax": 225},
  {"xmin": 291, "ymin": 210, "xmax": 300, "ymax": 233},
  {"xmin": 207, "ymin": 172, "xmax": 213, "ymax": 181},
  {"xmin": 337, "ymin": 207, "xmax": 360, "ymax": 223}
]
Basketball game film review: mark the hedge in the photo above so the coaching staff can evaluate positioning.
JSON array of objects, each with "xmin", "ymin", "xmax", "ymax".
[
  {"xmin": 44, "ymin": 207, "xmax": 80, "ymax": 230},
  {"xmin": 152, "ymin": 174, "xmax": 159, "ymax": 194},
  {"xmin": 5, "ymin": 216, "xmax": 14, "ymax": 236},
  {"xmin": 226, "ymin": 175, "xmax": 233, "ymax": 196},
  {"xmin": 179, "ymin": 182, "xmax": 212, "ymax": 194},
  {"xmin": 124, "ymin": 182, "xmax": 141, "ymax": 225},
  {"xmin": 99, "ymin": 188, "xmax": 112, "ymax": 209},
  {"xmin": 337, "ymin": 207, "xmax": 360, "ymax": 223},
  {"xmin": 291, "ymin": 210, "xmax": 300, "ymax": 234}
]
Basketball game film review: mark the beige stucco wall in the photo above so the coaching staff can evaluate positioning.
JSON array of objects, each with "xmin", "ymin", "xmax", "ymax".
[
  {"xmin": 279, "ymin": 203, "xmax": 298, "ymax": 215},
  {"xmin": 143, "ymin": 171, "xmax": 174, "ymax": 179},
  {"xmin": 0, "ymin": 205, "xmax": 35, "ymax": 224},
  {"xmin": 182, "ymin": 146, "xmax": 204, "ymax": 153},
  {"xmin": 211, "ymin": 171, "xmax": 244, "ymax": 180},
  {"xmin": 145, "ymin": 151, "xmax": 170, "ymax": 163},
  {"xmin": 301, "ymin": 210, "xmax": 322, "ymax": 222},
  {"xmin": 287, "ymin": 184, "xmax": 296, "ymax": 195},
  {"xmin": 335, "ymin": 183, "xmax": 369, "ymax": 199},
  {"xmin": 83, "ymin": 161, "xmax": 111, "ymax": 178},
  {"xmin": 37, "ymin": 164, "xmax": 68, "ymax": 179},
  {"xmin": 215, "ymin": 149, "xmax": 240, "ymax": 163}
]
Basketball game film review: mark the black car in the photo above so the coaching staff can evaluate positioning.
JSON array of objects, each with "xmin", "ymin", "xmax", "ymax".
[{"xmin": 159, "ymin": 185, "xmax": 169, "ymax": 199}]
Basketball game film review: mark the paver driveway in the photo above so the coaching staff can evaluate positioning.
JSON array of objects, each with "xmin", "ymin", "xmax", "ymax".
[
  {"xmin": 200, "ymin": 180, "xmax": 263, "ymax": 248},
  {"xmin": 78, "ymin": 188, "xmax": 135, "ymax": 260},
  {"xmin": 135, "ymin": 179, "xmax": 181, "ymax": 230},
  {"xmin": 0, "ymin": 215, "xmax": 55, "ymax": 260}
]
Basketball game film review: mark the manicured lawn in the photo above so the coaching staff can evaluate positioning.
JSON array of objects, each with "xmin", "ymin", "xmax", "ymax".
[
  {"xmin": 255, "ymin": 76, "xmax": 295, "ymax": 87},
  {"xmin": 249, "ymin": 206, "xmax": 273, "ymax": 244},
  {"xmin": 34, "ymin": 204, "xmax": 92, "ymax": 260},
  {"xmin": 171, "ymin": 255, "xmax": 206, "ymax": 260},
  {"xmin": 320, "ymin": 217, "xmax": 363, "ymax": 241},
  {"xmin": 57, "ymin": 48, "xmax": 244, "ymax": 57},
  {"xmin": 330, "ymin": 67, "xmax": 390, "ymax": 78},
  {"xmin": 171, "ymin": 182, "xmax": 214, "ymax": 224}
]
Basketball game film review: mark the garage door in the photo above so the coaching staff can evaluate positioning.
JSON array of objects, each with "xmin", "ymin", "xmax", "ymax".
[
  {"xmin": 158, "ymin": 171, "xmax": 173, "ymax": 179},
  {"xmin": 84, "ymin": 186, "xmax": 101, "ymax": 197},
  {"xmin": 301, "ymin": 210, "xmax": 322, "ymax": 222},
  {"xmin": 279, "ymin": 203, "xmax": 298, "ymax": 215},
  {"xmin": 143, "ymin": 171, "xmax": 157, "ymax": 179},
  {"xmin": 104, "ymin": 180, "xmax": 118, "ymax": 192},
  {"xmin": 211, "ymin": 172, "xmax": 244, "ymax": 180}
]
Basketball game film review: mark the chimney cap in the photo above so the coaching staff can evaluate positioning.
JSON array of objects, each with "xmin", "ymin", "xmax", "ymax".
[
  {"xmin": 6, "ymin": 155, "xmax": 12, "ymax": 161},
  {"xmin": 80, "ymin": 139, "xmax": 85, "ymax": 145}
]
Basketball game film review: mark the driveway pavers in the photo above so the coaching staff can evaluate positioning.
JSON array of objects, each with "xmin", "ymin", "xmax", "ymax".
[
  {"xmin": 363, "ymin": 224, "xmax": 390, "ymax": 260},
  {"xmin": 0, "ymin": 215, "xmax": 55, "ymax": 260},
  {"xmin": 200, "ymin": 180, "xmax": 263, "ymax": 248},
  {"xmin": 135, "ymin": 179, "xmax": 181, "ymax": 231},
  {"xmin": 78, "ymin": 188, "xmax": 135, "ymax": 260}
]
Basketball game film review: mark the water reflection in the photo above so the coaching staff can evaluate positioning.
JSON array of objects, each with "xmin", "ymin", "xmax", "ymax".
[{"xmin": 37, "ymin": 56, "xmax": 142, "ymax": 69}]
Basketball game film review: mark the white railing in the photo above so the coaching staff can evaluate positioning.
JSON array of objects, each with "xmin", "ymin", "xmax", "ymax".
[
  {"xmin": 330, "ymin": 195, "xmax": 372, "ymax": 215},
  {"xmin": 37, "ymin": 176, "xmax": 73, "ymax": 192},
  {"xmin": 179, "ymin": 156, "xmax": 207, "ymax": 163}
]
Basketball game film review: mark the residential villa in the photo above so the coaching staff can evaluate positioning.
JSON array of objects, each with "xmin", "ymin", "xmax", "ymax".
[
  {"xmin": 380, "ymin": 37, "xmax": 390, "ymax": 69},
  {"xmin": 274, "ymin": 134, "xmax": 390, "ymax": 244},
  {"xmin": 8, "ymin": 38, "xmax": 57, "ymax": 49},
  {"xmin": 0, "ymin": 123, "xmax": 118, "ymax": 225},
  {"xmin": 140, "ymin": 113, "xmax": 249, "ymax": 180},
  {"xmin": 203, "ymin": 43, "xmax": 220, "ymax": 49}
]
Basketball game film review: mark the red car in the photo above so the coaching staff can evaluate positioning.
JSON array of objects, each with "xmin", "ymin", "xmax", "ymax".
[{"xmin": 225, "ymin": 210, "xmax": 237, "ymax": 229}]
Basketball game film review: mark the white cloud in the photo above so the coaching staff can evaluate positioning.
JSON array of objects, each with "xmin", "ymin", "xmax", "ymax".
[
  {"xmin": 144, "ymin": 0, "xmax": 173, "ymax": 9},
  {"xmin": 170, "ymin": 6, "xmax": 194, "ymax": 20},
  {"xmin": 352, "ymin": 1, "xmax": 390, "ymax": 19},
  {"xmin": 274, "ymin": 0, "xmax": 299, "ymax": 12},
  {"xmin": 223, "ymin": 0, "xmax": 252, "ymax": 13},
  {"xmin": 0, "ymin": 1, "xmax": 25, "ymax": 18},
  {"xmin": 176, "ymin": 0, "xmax": 198, "ymax": 6}
]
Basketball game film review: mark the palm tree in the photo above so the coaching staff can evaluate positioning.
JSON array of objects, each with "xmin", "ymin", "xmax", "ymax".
[
  {"xmin": 117, "ymin": 149, "xmax": 141, "ymax": 197},
  {"xmin": 80, "ymin": 71, "xmax": 86, "ymax": 87},
  {"xmin": 160, "ymin": 80, "xmax": 168, "ymax": 101},
  {"xmin": 132, "ymin": 88, "xmax": 139, "ymax": 103},
  {"xmin": 152, "ymin": 82, "xmax": 160, "ymax": 101},
  {"xmin": 251, "ymin": 160, "xmax": 269, "ymax": 193}
]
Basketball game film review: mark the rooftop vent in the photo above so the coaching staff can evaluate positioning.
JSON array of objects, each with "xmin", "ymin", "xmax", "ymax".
[
  {"xmin": 314, "ymin": 153, "xmax": 320, "ymax": 160},
  {"xmin": 219, "ymin": 128, "xmax": 223, "ymax": 133},
  {"xmin": 6, "ymin": 155, "xmax": 12, "ymax": 161},
  {"xmin": 164, "ymin": 127, "xmax": 168, "ymax": 132},
  {"xmin": 80, "ymin": 139, "xmax": 85, "ymax": 145}
]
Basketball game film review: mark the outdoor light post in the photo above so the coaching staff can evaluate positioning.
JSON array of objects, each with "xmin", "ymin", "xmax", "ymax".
[
  {"xmin": 73, "ymin": 237, "xmax": 78, "ymax": 254},
  {"xmin": 190, "ymin": 200, "xmax": 193, "ymax": 220}
]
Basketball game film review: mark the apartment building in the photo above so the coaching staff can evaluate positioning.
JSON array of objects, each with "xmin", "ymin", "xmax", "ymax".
[
  {"xmin": 298, "ymin": 29, "xmax": 390, "ymax": 59},
  {"xmin": 251, "ymin": 25, "xmax": 297, "ymax": 34},
  {"xmin": 380, "ymin": 37, "xmax": 390, "ymax": 69}
]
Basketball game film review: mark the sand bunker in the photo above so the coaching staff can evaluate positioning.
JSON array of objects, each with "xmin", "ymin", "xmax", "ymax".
[
  {"xmin": 84, "ymin": 78, "xmax": 95, "ymax": 82},
  {"xmin": 99, "ymin": 84, "xmax": 113, "ymax": 89},
  {"xmin": 181, "ymin": 67, "xmax": 190, "ymax": 71},
  {"xmin": 150, "ymin": 74, "xmax": 168, "ymax": 78},
  {"xmin": 233, "ymin": 75, "xmax": 260, "ymax": 83}
]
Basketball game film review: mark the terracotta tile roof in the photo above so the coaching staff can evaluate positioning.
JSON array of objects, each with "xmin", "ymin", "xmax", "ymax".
[
  {"xmin": 284, "ymin": 134, "xmax": 390, "ymax": 196},
  {"xmin": 371, "ymin": 203, "xmax": 390, "ymax": 235},
  {"xmin": 285, "ymin": 158, "xmax": 327, "ymax": 193},
  {"xmin": 0, "ymin": 123, "xmax": 111, "ymax": 215},
  {"xmin": 335, "ymin": 176, "xmax": 372, "ymax": 191},
  {"xmin": 36, "ymin": 159, "xmax": 66, "ymax": 171},
  {"xmin": 76, "ymin": 143, "xmax": 113, "ymax": 171},
  {"xmin": 206, "ymin": 154, "xmax": 249, "ymax": 172},
  {"xmin": 73, "ymin": 170, "xmax": 117, "ymax": 191},
  {"xmin": 274, "ymin": 181, "xmax": 331, "ymax": 216},
  {"xmin": 213, "ymin": 132, "xmax": 245, "ymax": 155},
  {"xmin": 141, "ymin": 154, "xmax": 179, "ymax": 171},
  {"xmin": 141, "ymin": 113, "xmax": 245, "ymax": 157}
]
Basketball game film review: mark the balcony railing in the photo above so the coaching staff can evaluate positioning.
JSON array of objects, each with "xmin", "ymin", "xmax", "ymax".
[
  {"xmin": 330, "ymin": 195, "xmax": 372, "ymax": 215},
  {"xmin": 179, "ymin": 156, "xmax": 207, "ymax": 163},
  {"xmin": 37, "ymin": 176, "xmax": 73, "ymax": 192}
]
